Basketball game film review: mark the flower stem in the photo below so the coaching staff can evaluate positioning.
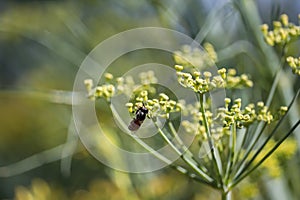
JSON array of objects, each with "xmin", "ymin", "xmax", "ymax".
[
  {"xmin": 199, "ymin": 93, "xmax": 223, "ymax": 186},
  {"xmin": 168, "ymin": 121, "xmax": 209, "ymax": 173},
  {"xmin": 266, "ymin": 40, "xmax": 287, "ymax": 106},
  {"xmin": 110, "ymin": 104, "xmax": 213, "ymax": 185},
  {"xmin": 152, "ymin": 120, "xmax": 215, "ymax": 183},
  {"xmin": 230, "ymin": 118, "xmax": 300, "ymax": 189},
  {"xmin": 265, "ymin": 66, "xmax": 283, "ymax": 107},
  {"xmin": 224, "ymin": 122, "xmax": 237, "ymax": 184},
  {"xmin": 232, "ymin": 127, "xmax": 249, "ymax": 172},
  {"xmin": 221, "ymin": 190, "xmax": 232, "ymax": 200},
  {"xmin": 233, "ymin": 123, "xmax": 267, "ymax": 178},
  {"xmin": 234, "ymin": 88, "xmax": 300, "ymax": 180}
]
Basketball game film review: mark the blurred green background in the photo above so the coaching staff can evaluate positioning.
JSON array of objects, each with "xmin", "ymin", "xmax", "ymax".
[{"xmin": 0, "ymin": 0, "xmax": 299, "ymax": 199}]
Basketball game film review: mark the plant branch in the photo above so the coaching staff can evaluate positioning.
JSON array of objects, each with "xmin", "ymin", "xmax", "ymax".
[
  {"xmin": 224, "ymin": 122, "xmax": 237, "ymax": 184},
  {"xmin": 232, "ymin": 127, "xmax": 249, "ymax": 172},
  {"xmin": 168, "ymin": 121, "xmax": 209, "ymax": 173},
  {"xmin": 233, "ymin": 123, "xmax": 267, "ymax": 178},
  {"xmin": 230, "ymin": 118, "xmax": 300, "ymax": 189},
  {"xmin": 199, "ymin": 93, "xmax": 223, "ymax": 187},
  {"xmin": 152, "ymin": 120, "xmax": 215, "ymax": 183},
  {"xmin": 110, "ymin": 104, "xmax": 215, "ymax": 186},
  {"xmin": 234, "ymin": 88, "xmax": 300, "ymax": 179}
]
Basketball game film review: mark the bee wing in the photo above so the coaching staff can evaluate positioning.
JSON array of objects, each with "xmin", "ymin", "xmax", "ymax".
[{"xmin": 128, "ymin": 120, "xmax": 141, "ymax": 131}]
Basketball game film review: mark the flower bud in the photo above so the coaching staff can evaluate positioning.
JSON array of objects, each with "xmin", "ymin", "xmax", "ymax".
[
  {"xmin": 104, "ymin": 73, "xmax": 113, "ymax": 81},
  {"xmin": 84, "ymin": 79, "xmax": 93, "ymax": 91},
  {"xmin": 280, "ymin": 14, "xmax": 289, "ymax": 26},
  {"xmin": 175, "ymin": 65, "xmax": 184, "ymax": 71}
]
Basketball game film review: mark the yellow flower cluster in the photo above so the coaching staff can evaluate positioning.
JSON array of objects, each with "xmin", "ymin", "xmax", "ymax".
[
  {"xmin": 126, "ymin": 90, "xmax": 182, "ymax": 119},
  {"xmin": 255, "ymin": 101, "xmax": 274, "ymax": 124},
  {"xmin": 181, "ymin": 120, "xmax": 207, "ymax": 139},
  {"xmin": 181, "ymin": 119, "xmax": 225, "ymax": 142},
  {"xmin": 139, "ymin": 70, "xmax": 158, "ymax": 85},
  {"xmin": 220, "ymin": 98, "xmax": 255, "ymax": 128},
  {"xmin": 261, "ymin": 14, "xmax": 300, "ymax": 46},
  {"xmin": 125, "ymin": 88, "xmax": 288, "ymax": 143},
  {"xmin": 218, "ymin": 68, "xmax": 253, "ymax": 89},
  {"xmin": 204, "ymin": 42, "xmax": 218, "ymax": 63},
  {"xmin": 180, "ymin": 98, "xmax": 287, "ymax": 142},
  {"xmin": 181, "ymin": 101, "xmax": 214, "ymax": 139},
  {"xmin": 84, "ymin": 71, "xmax": 158, "ymax": 101},
  {"xmin": 175, "ymin": 65, "xmax": 253, "ymax": 94},
  {"xmin": 179, "ymin": 100, "xmax": 230, "ymax": 143},
  {"xmin": 219, "ymin": 99, "xmax": 287, "ymax": 128},
  {"xmin": 173, "ymin": 44, "xmax": 217, "ymax": 69},
  {"xmin": 286, "ymin": 56, "xmax": 300, "ymax": 75},
  {"xmin": 84, "ymin": 77, "xmax": 115, "ymax": 101}
]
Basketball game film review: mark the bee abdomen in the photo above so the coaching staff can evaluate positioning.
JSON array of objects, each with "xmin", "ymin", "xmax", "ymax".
[{"xmin": 128, "ymin": 119, "xmax": 141, "ymax": 131}]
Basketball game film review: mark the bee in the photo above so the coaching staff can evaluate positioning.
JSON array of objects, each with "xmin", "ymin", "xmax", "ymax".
[{"xmin": 128, "ymin": 106, "xmax": 148, "ymax": 131}]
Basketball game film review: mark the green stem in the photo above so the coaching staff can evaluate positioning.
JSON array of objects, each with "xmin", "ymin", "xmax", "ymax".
[
  {"xmin": 243, "ymin": 43, "xmax": 286, "ymax": 172},
  {"xmin": 153, "ymin": 120, "xmax": 215, "ymax": 183},
  {"xmin": 221, "ymin": 190, "xmax": 232, "ymax": 200},
  {"xmin": 265, "ymin": 42, "xmax": 287, "ymax": 107},
  {"xmin": 230, "ymin": 119, "xmax": 300, "ymax": 189},
  {"xmin": 237, "ymin": 52, "xmax": 285, "ymax": 176},
  {"xmin": 233, "ymin": 123, "xmax": 267, "ymax": 178},
  {"xmin": 170, "ymin": 165, "xmax": 213, "ymax": 186},
  {"xmin": 199, "ymin": 93, "xmax": 223, "ymax": 186},
  {"xmin": 168, "ymin": 121, "xmax": 208, "ymax": 173},
  {"xmin": 134, "ymin": 134, "xmax": 212, "ymax": 186},
  {"xmin": 224, "ymin": 122, "xmax": 237, "ymax": 184},
  {"xmin": 154, "ymin": 121, "xmax": 182, "ymax": 155},
  {"xmin": 232, "ymin": 127, "xmax": 249, "ymax": 171},
  {"xmin": 110, "ymin": 104, "xmax": 212, "ymax": 185},
  {"xmin": 234, "ymin": 88, "xmax": 300, "ymax": 179},
  {"xmin": 265, "ymin": 67, "xmax": 283, "ymax": 107},
  {"xmin": 134, "ymin": 133, "xmax": 213, "ymax": 186},
  {"xmin": 110, "ymin": 104, "xmax": 170, "ymax": 164},
  {"xmin": 168, "ymin": 121, "xmax": 188, "ymax": 152}
]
